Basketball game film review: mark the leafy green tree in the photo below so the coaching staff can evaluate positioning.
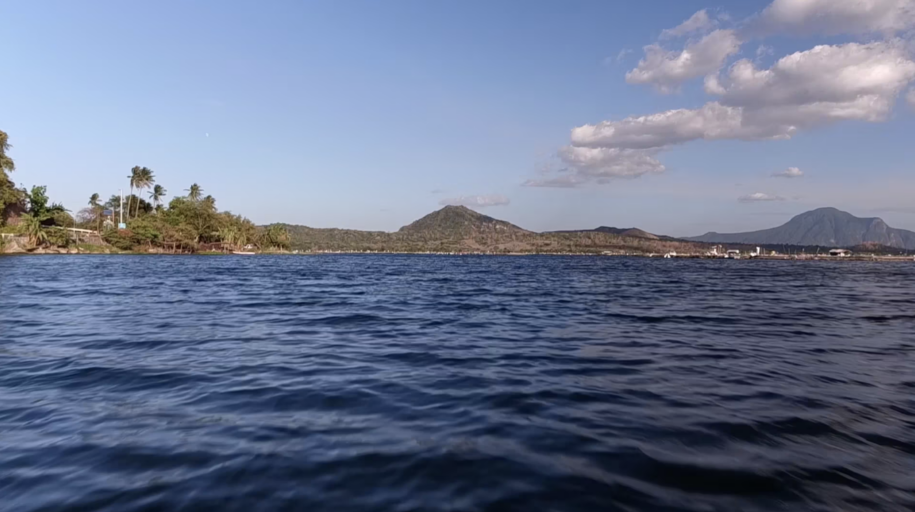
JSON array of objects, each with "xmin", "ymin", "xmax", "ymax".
[
  {"xmin": 26, "ymin": 185, "xmax": 68, "ymax": 224},
  {"xmin": 27, "ymin": 185, "xmax": 50, "ymax": 217},
  {"xmin": 0, "ymin": 130, "xmax": 27, "ymax": 226}
]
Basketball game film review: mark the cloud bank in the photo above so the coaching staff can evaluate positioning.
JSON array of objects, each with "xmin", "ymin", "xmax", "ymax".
[
  {"xmin": 531, "ymin": 0, "xmax": 915, "ymax": 189},
  {"xmin": 754, "ymin": 0, "xmax": 915, "ymax": 36}
]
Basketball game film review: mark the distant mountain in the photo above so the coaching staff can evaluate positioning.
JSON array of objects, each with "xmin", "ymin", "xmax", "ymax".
[
  {"xmin": 548, "ymin": 226, "xmax": 660, "ymax": 239},
  {"xmin": 281, "ymin": 205, "xmax": 706, "ymax": 254},
  {"xmin": 398, "ymin": 205, "xmax": 530, "ymax": 239},
  {"xmin": 688, "ymin": 208, "xmax": 915, "ymax": 250}
]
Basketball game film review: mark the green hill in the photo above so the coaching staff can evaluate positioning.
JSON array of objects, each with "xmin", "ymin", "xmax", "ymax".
[{"xmin": 282, "ymin": 206, "xmax": 706, "ymax": 254}]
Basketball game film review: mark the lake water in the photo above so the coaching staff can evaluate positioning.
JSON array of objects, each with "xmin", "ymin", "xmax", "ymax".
[{"xmin": 1, "ymin": 255, "xmax": 913, "ymax": 511}]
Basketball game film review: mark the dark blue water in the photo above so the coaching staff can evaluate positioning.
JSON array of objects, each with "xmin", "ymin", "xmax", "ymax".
[{"xmin": 1, "ymin": 255, "xmax": 913, "ymax": 511}]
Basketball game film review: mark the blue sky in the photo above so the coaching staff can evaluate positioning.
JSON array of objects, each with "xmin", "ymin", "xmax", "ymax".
[{"xmin": 2, "ymin": 0, "xmax": 914, "ymax": 236}]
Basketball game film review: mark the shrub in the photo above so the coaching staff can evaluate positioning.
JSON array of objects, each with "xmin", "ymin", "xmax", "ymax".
[{"xmin": 103, "ymin": 229, "xmax": 135, "ymax": 251}]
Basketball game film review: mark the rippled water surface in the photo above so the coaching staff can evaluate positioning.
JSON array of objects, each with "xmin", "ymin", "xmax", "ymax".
[{"xmin": 1, "ymin": 255, "xmax": 914, "ymax": 511}]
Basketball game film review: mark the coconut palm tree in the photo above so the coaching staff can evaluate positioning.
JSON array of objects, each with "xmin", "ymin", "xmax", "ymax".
[
  {"xmin": 262, "ymin": 224, "xmax": 290, "ymax": 250},
  {"xmin": 186, "ymin": 183, "xmax": 202, "ymax": 201},
  {"xmin": 127, "ymin": 166, "xmax": 142, "ymax": 221},
  {"xmin": 149, "ymin": 184, "xmax": 166, "ymax": 213},
  {"xmin": 134, "ymin": 167, "xmax": 155, "ymax": 218},
  {"xmin": 89, "ymin": 193, "xmax": 101, "ymax": 232}
]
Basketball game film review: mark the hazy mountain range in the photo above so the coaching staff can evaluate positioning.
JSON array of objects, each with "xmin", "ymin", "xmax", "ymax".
[
  {"xmin": 688, "ymin": 208, "xmax": 915, "ymax": 250},
  {"xmin": 277, "ymin": 205, "xmax": 914, "ymax": 254}
]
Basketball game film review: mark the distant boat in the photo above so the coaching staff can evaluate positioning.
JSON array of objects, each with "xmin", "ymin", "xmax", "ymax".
[{"xmin": 232, "ymin": 251, "xmax": 256, "ymax": 255}]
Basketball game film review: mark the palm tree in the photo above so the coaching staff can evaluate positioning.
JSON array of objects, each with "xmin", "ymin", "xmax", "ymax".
[
  {"xmin": 149, "ymin": 184, "xmax": 166, "ymax": 213},
  {"xmin": 89, "ymin": 193, "xmax": 101, "ymax": 232},
  {"xmin": 187, "ymin": 183, "xmax": 202, "ymax": 201},
  {"xmin": 0, "ymin": 129, "xmax": 15, "ymax": 176},
  {"xmin": 218, "ymin": 225, "xmax": 238, "ymax": 249},
  {"xmin": 263, "ymin": 224, "xmax": 290, "ymax": 250},
  {"xmin": 134, "ymin": 167, "xmax": 154, "ymax": 218},
  {"xmin": 127, "ymin": 166, "xmax": 142, "ymax": 221}
]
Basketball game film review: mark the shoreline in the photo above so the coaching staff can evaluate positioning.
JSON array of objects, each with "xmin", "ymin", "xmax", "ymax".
[{"xmin": 2, "ymin": 250, "xmax": 912, "ymax": 262}]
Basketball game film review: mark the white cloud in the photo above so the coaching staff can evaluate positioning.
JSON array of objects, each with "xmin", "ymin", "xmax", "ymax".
[
  {"xmin": 709, "ymin": 42, "xmax": 915, "ymax": 110},
  {"xmin": 661, "ymin": 10, "xmax": 715, "ymax": 39},
  {"xmin": 523, "ymin": 174, "xmax": 583, "ymax": 188},
  {"xmin": 755, "ymin": 0, "xmax": 915, "ymax": 36},
  {"xmin": 616, "ymin": 48, "xmax": 633, "ymax": 62},
  {"xmin": 626, "ymin": 29, "xmax": 741, "ymax": 93},
  {"xmin": 738, "ymin": 192, "xmax": 787, "ymax": 203},
  {"xmin": 524, "ymin": 147, "xmax": 665, "ymax": 188},
  {"xmin": 578, "ymin": 42, "xmax": 915, "ymax": 150},
  {"xmin": 439, "ymin": 194, "xmax": 510, "ymax": 208},
  {"xmin": 773, "ymin": 166, "xmax": 804, "ymax": 178},
  {"xmin": 570, "ymin": 102, "xmax": 790, "ymax": 150},
  {"xmin": 531, "ymin": 0, "xmax": 915, "ymax": 189}
]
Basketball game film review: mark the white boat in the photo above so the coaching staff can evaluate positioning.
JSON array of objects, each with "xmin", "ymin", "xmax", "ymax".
[{"xmin": 232, "ymin": 251, "xmax": 256, "ymax": 255}]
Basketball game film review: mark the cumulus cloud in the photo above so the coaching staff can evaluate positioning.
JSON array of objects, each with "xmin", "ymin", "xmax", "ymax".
[
  {"xmin": 529, "ymin": 0, "xmax": 915, "ymax": 189},
  {"xmin": 708, "ymin": 42, "xmax": 915, "ymax": 110},
  {"xmin": 738, "ymin": 192, "xmax": 787, "ymax": 203},
  {"xmin": 754, "ymin": 0, "xmax": 915, "ymax": 36},
  {"xmin": 579, "ymin": 42, "xmax": 915, "ymax": 150},
  {"xmin": 626, "ymin": 29, "xmax": 741, "ymax": 93},
  {"xmin": 773, "ymin": 167, "xmax": 804, "ymax": 178},
  {"xmin": 524, "ymin": 147, "xmax": 665, "ymax": 188},
  {"xmin": 570, "ymin": 102, "xmax": 791, "ymax": 149},
  {"xmin": 439, "ymin": 194, "xmax": 510, "ymax": 208},
  {"xmin": 661, "ymin": 10, "xmax": 715, "ymax": 39}
]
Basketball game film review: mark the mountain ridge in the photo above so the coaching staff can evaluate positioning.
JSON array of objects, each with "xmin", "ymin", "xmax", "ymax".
[
  {"xmin": 281, "ymin": 205, "xmax": 701, "ymax": 254},
  {"xmin": 688, "ymin": 207, "xmax": 915, "ymax": 250}
]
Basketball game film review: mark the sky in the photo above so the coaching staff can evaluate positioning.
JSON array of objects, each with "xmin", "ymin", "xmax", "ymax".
[{"xmin": 2, "ymin": 0, "xmax": 915, "ymax": 236}]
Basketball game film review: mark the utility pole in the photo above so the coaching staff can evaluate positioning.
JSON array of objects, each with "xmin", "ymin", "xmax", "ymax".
[{"xmin": 119, "ymin": 189, "xmax": 124, "ymax": 228}]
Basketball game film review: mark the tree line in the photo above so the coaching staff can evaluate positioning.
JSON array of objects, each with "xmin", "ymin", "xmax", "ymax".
[{"xmin": 1, "ymin": 129, "xmax": 289, "ymax": 253}]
